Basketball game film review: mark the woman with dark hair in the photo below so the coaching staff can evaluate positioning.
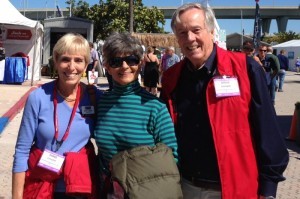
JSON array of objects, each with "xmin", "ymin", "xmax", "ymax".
[
  {"xmin": 94, "ymin": 32, "xmax": 180, "ymax": 198},
  {"xmin": 242, "ymin": 40, "xmax": 262, "ymax": 66}
]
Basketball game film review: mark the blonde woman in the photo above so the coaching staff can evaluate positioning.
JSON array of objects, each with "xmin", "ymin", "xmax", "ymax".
[{"xmin": 12, "ymin": 33, "xmax": 101, "ymax": 199}]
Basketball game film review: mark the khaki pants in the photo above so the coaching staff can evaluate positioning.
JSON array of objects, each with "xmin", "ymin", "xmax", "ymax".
[{"xmin": 181, "ymin": 179, "xmax": 221, "ymax": 199}]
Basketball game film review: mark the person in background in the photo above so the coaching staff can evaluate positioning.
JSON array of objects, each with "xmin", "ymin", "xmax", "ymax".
[
  {"xmin": 143, "ymin": 46, "xmax": 160, "ymax": 95},
  {"xmin": 153, "ymin": 46, "xmax": 162, "ymax": 83},
  {"xmin": 276, "ymin": 49, "xmax": 289, "ymax": 92},
  {"xmin": 258, "ymin": 45, "xmax": 279, "ymax": 104},
  {"xmin": 105, "ymin": 69, "xmax": 113, "ymax": 91},
  {"xmin": 160, "ymin": 3, "xmax": 288, "ymax": 199},
  {"xmin": 161, "ymin": 46, "xmax": 180, "ymax": 73},
  {"xmin": 179, "ymin": 52, "xmax": 185, "ymax": 60},
  {"xmin": 12, "ymin": 33, "xmax": 102, "ymax": 199},
  {"xmin": 295, "ymin": 57, "xmax": 300, "ymax": 73},
  {"xmin": 265, "ymin": 46, "xmax": 280, "ymax": 105},
  {"xmin": 257, "ymin": 44, "xmax": 268, "ymax": 69},
  {"xmin": 153, "ymin": 46, "xmax": 162, "ymax": 60},
  {"xmin": 242, "ymin": 40, "xmax": 262, "ymax": 66},
  {"xmin": 94, "ymin": 32, "xmax": 178, "ymax": 197},
  {"xmin": 86, "ymin": 41, "xmax": 99, "ymax": 84},
  {"xmin": 48, "ymin": 55, "xmax": 57, "ymax": 79}
]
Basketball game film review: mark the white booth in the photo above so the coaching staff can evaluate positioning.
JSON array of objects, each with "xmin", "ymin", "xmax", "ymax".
[
  {"xmin": 273, "ymin": 40, "xmax": 300, "ymax": 71},
  {"xmin": 0, "ymin": 0, "xmax": 43, "ymax": 84}
]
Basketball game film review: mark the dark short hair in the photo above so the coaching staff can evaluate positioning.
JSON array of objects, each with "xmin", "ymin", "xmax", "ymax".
[
  {"xmin": 280, "ymin": 49, "xmax": 286, "ymax": 54},
  {"xmin": 242, "ymin": 41, "xmax": 254, "ymax": 51},
  {"xmin": 102, "ymin": 32, "xmax": 143, "ymax": 66}
]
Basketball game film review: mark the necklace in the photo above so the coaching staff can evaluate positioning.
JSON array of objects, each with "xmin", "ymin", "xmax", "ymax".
[{"xmin": 57, "ymin": 89, "xmax": 76, "ymax": 102}]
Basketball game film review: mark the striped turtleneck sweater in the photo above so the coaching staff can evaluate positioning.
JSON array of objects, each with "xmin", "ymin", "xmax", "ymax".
[{"xmin": 94, "ymin": 80, "xmax": 178, "ymax": 172}]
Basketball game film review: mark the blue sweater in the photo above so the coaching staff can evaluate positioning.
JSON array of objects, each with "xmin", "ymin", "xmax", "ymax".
[
  {"xmin": 13, "ymin": 80, "xmax": 102, "ymax": 192},
  {"xmin": 94, "ymin": 80, "xmax": 178, "ymax": 173}
]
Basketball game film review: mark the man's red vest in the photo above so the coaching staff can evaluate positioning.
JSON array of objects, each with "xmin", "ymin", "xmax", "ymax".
[{"xmin": 161, "ymin": 46, "xmax": 259, "ymax": 199}]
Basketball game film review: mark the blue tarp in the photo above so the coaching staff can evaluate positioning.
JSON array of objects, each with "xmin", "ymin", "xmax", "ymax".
[
  {"xmin": 3, "ymin": 57, "xmax": 26, "ymax": 84},
  {"xmin": 0, "ymin": 117, "xmax": 9, "ymax": 134}
]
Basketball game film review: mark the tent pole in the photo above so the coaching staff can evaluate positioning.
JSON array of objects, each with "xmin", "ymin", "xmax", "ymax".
[{"xmin": 31, "ymin": 22, "xmax": 38, "ymax": 86}]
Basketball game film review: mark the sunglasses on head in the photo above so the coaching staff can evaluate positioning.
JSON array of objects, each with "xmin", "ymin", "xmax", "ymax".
[{"xmin": 108, "ymin": 55, "xmax": 140, "ymax": 68}]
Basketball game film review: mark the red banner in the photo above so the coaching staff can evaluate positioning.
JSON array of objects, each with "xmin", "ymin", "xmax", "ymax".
[{"xmin": 7, "ymin": 29, "xmax": 32, "ymax": 40}]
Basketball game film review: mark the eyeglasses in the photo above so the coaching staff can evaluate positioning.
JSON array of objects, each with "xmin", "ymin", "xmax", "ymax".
[
  {"xmin": 259, "ymin": 49, "xmax": 267, "ymax": 52},
  {"xmin": 108, "ymin": 55, "xmax": 140, "ymax": 68}
]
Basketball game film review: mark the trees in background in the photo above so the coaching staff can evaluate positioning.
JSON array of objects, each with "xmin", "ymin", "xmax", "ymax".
[
  {"xmin": 66, "ymin": 0, "xmax": 165, "ymax": 40},
  {"xmin": 262, "ymin": 31, "xmax": 300, "ymax": 44}
]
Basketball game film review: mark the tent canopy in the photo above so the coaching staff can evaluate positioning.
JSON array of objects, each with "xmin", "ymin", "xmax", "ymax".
[
  {"xmin": 0, "ymin": 0, "xmax": 43, "ymax": 83},
  {"xmin": 0, "ymin": 0, "xmax": 41, "ymax": 28},
  {"xmin": 273, "ymin": 40, "xmax": 300, "ymax": 48},
  {"xmin": 273, "ymin": 40, "xmax": 300, "ymax": 70}
]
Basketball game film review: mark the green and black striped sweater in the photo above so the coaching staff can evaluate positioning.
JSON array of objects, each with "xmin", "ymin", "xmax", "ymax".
[{"xmin": 94, "ymin": 80, "xmax": 178, "ymax": 172}]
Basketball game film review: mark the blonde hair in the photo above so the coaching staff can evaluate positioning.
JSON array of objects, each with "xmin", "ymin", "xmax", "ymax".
[
  {"xmin": 53, "ymin": 33, "xmax": 90, "ymax": 64},
  {"xmin": 147, "ymin": 46, "xmax": 154, "ymax": 53}
]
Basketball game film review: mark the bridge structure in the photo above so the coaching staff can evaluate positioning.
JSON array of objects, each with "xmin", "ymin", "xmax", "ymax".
[{"xmin": 18, "ymin": 6, "xmax": 300, "ymax": 33}]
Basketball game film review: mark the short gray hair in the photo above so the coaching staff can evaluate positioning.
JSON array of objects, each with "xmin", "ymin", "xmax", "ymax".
[
  {"xmin": 171, "ymin": 3, "xmax": 216, "ymax": 34},
  {"xmin": 102, "ymin": 32, "xmax": 144, "ymax": 66}
]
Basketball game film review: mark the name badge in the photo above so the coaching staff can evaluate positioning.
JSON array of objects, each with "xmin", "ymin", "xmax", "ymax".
[
  {"xmin": 81, "ymin": 106, "xmax": 95, "ymax": 115},
  {"xmin": 38, "ymin": 149, "xmax": 65, "ymax": 173},
  {"xmin": 213, "ymin": 76, "xmax": 240, "ymax": 97}
]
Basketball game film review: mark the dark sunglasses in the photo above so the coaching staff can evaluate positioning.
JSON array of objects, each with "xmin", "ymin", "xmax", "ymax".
[
  {"xmin": 108, "ymin": 55, "xmax": 140, "ymax": 68},
  {"xmin": 259, "ymin": 49, "xmax": 267, "ymax": 52}
]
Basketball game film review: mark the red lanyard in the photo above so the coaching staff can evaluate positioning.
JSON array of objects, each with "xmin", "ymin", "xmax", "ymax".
[{"xmin": 53, "ymin": 81, "xmax": 81, "ymax": 151}]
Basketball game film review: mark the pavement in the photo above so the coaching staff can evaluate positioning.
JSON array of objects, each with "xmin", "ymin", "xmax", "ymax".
[{"xmin": 0, "ymin": 72, "xmax": 300, "ymax": 198}]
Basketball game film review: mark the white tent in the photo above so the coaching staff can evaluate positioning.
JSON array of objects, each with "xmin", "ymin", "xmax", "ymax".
[
  {"xmin": 0, "ymin": 0, "xmax": 43, "ymax": 84},
  {"xmin": 273, "ymin": 40, "xmax": 300, "ymax": 71}
]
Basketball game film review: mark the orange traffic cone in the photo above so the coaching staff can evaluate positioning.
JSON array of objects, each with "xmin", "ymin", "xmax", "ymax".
[{"xmin": 286, "ymin": 109, "xmax": 297, "ymax": 141}]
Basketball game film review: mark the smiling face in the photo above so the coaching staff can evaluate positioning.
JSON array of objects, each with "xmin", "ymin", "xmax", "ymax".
[
  {"xmin": 175, "ymin": 8, "xmax": 214, "ymax": 69},
  {"xmin": 55, "ymin": 51, "xmax": 87, "ymax": 86},
  {"xmin": 102, "ymin": 33, "xmax": 144, "ymax": 86},
  {"xmin": 52, "ymin": 33, "xmax": 90, "ymax": 89},
  {"xmin": 106, "ymin": 54, "xmax": 141, "ymax": 86}
]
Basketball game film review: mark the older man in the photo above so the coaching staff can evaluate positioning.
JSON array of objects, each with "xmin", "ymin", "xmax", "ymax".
[
  {"xmin": 160, "ymin": 3, "xmax": 288, "ymax": 199},
  {"xmin": 161, "ymin": 46, "xmax": 180, "ymax": 72}
]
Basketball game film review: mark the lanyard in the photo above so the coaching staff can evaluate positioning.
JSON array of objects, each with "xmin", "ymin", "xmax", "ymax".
[{"xmin": 53, "ymin": 81, "xmax": 81, "ymax": 151}]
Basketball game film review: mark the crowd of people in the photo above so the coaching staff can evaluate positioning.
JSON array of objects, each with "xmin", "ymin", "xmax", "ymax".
[
  {"xmin": 12, "ymin": 2, "xmax": 292, "ymax": 199},
  {"xmin": 241, "ymin": 40, "xmax": 293, "ymax": 105}
]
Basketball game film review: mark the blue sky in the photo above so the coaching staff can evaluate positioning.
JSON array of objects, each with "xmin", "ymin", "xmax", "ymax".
[{"xmin": 10, "ymin": 0, "xmax": 300, "ymax": 35}]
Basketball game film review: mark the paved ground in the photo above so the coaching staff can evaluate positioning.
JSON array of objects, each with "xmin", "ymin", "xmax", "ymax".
[{"xmin": 0, "ymin": 72, "xmax": 300, "ymax": 198}]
